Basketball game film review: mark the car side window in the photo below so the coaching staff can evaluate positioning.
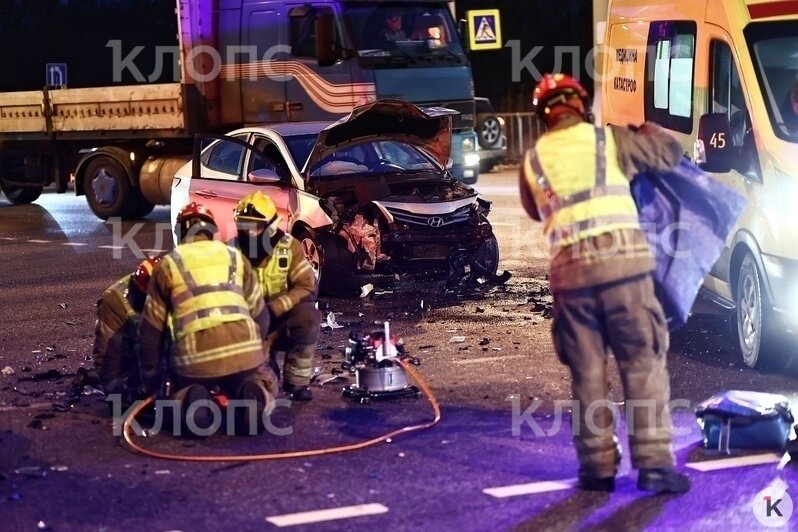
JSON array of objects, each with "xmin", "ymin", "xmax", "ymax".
[
  {"xmin": 645, "ymin": 20, "xmax": 697, "ymax": 134},
  {"xmin": 250, "ymin": 136, "xmax": 292, "ymax": 181},
  {"xmin": 202, "ymin": 135, "xmax": 248, "ymax": 179}
]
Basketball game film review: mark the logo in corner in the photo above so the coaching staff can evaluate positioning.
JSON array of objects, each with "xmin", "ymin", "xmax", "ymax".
[{"xmin": 753, "ymin": 486, "xmax": 793, "ymax": 527}]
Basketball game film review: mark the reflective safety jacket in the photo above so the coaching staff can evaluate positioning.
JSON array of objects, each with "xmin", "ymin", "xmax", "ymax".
[
  {"xmin": 92, "ymin": 274, "xmax": 138, "ymax": 386},
  {"xmin": 251, "ymin": 234, "xmax": 318, "ymax": 318},
  {"xmin": 139, "ymin": 238, "xmax": 266, "ymax": 383},
  {"xmin": 524, "ymin": 123, "xmax": 642, "ymax": 252}
]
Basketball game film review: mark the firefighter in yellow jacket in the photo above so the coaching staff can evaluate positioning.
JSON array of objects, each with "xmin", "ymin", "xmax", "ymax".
[
  {"xmin": 138, "ymin": 203, "xmax": 274, "ymax": 436},
  {"xmin": 232, "ymin": 191, "xmax": 321, "ymax": 401},
  {"xmin": 93, "ymin": 256, "xmax": 160, "ymax": 404},
  {"xmin": 519, "ymin": 74, "xmax": 690, "ymax": 494}
]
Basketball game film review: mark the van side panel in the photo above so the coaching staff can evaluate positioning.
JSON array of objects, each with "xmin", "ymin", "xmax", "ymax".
[{"xmin": 603, "ymin": 21, "xmax": 648, "ymax": 126}]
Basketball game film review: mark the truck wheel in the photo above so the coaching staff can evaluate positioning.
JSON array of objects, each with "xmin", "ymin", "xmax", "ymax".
[
  {"xmin": 84, "ymin": 157, "xmax": 130, "ymax": 219},
  {"xmin": 0, "ymin": 182, "xmax": 43, "ymax": 205},
  {"xmin": 298, "ymin": 229, "xmax": 355, "ymax": 297},
  {"xmin": 734, "ymin": 254, "xmax": 782, "ymax": 370},
  {"xmin": 477, "ymin": 115, "xmax": 501, "ymax": 149}
]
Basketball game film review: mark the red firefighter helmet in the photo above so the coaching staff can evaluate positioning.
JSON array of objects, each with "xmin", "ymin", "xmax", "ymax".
[
  {"xmin": 132, "ymin": 256, "xmax": 161, "ymax": 293},
  {"xmin": 175, "ymin": 202, "xmax": 217, "ymax": 241},
  {"xmin": 532, "ymin": 73, "xmax": 590, "ymax": 121}
]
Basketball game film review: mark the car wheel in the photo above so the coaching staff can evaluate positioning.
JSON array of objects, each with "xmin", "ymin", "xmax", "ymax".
[
  {"xmin": 478, "ymin": 115, "xmax": 501, "ymax": 149},
  {"xmin": 298, "ymin": 229, "xmax": 355, "ymax": 297},
  {"xmin": 471, "ymin": 235, "xmax": 500, "ymax": 275},
  {"xmin": 735, "ymin": 253, "xmax": 781, "ymax": 370},
  {"xmin": 479, "ymin": 160, "xmax": 496, "ymax": 174},
  {"xmin": 0, "ymin": 182, "xmax": 43, "ymax": 204},
  {"xmin": 84, "ymin": 156, "xmax": 131, "ymax": 219}
]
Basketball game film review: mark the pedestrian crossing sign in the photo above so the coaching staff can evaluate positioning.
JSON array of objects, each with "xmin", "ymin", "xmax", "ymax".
[{"xmin": 467, "ymin": 9, "xmax": 502, "ymax": 51}]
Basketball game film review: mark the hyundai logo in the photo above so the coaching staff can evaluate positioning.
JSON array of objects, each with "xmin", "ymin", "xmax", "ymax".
[{"xmin": 427, "ymin": 216, "xmax": 444, "ymax": 228}]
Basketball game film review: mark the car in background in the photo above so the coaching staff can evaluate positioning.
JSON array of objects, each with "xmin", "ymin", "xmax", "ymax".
[
  {"xmin": 475, "ymin": 97, "xmax": 507, "ymax": 173},
  {"xmin": 171, "ymin": 100, "xmax": 500, "ymax": 296}
]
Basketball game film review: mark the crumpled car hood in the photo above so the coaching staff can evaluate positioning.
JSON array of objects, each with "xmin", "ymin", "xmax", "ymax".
[{"xmin": 304, "ymin": 99, "xmax": 458, "ymax": 175}]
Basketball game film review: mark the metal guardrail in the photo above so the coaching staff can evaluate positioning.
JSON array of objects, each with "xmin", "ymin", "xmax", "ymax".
[{"xmin": 496, "ymin": 112, "xmax": 543, "ymax": 163}]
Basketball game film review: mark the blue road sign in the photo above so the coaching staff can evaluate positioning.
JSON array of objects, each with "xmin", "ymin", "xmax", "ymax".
[{"xmin": 46, "ymin": 63, "xmax": 68, "ymax": 88}]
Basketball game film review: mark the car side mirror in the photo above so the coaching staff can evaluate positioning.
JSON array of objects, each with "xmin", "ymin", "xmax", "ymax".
[
  {"xmin": 248, "ymin": 168, "xmax": 281, "ymax": 184},
  {"xmin": 316, "ymin": 10, "xmax": 337, "ymax": 67},
  {"xmin": 696, "ymin": 113, "xmax": 733, "ymax": 173}
]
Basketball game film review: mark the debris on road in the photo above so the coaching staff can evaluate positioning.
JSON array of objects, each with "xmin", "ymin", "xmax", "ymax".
[
  {"xmin": 360, "ymin": 284, "xmax": 374, "ymax": 298},
  {"xmin": 15, "ymin": 466, "xmax": 47, "ymax": 478},
  {"xmin": 321, "ymin": 312, "xmax": 344, "ymax": 330},
  {"xmin": 1, "ymin": 366, "xmax": 14, "ymax": 376},
  {"xmin": 478, "ymin": 338, "xmax": 490, "ymax": 346},
  {"xmin": 58, "ymin": 303, "xmax": 68, "ymax": 309},
  {"xmin": 449, "ymin": 336, "xmax": 466, "ymax": 344},
  {"xmin": 475, "ymin": 306, "xmax": 485, "ymax": 313}
]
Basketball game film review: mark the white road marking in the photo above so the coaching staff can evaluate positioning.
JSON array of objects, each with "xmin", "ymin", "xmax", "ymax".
[
  {"xmin": 98, "ymin": 245, "xmax": 126, "ymax": 250},
  {"xmin": 142, "ymin": 249, "xmax": 166, "ymax": 254},
  {"xmin": 27, "ymin": 239, "xmax": 51, "ymax": 244},
  {"xmin": 685, "ymin": 453, "xmax": 783, "ymax": 472},
  {"xmin": 454, "ymin": 355, "xmax": 526, "ymax": 365},
  {"xmin": 265, "ymin": 503, "xmax": 389, "ymax": 527},
  {"xmin": 0, "ymin": 402, "xmax": 55, "ymax": 412},
  {"xmin": 0, "ymin": 236, "xmax": 16, "ymax": 240},
  {"xmin": 483, "ymin": 479, "xmax": 578, "ymax": 498},
  {"xmin": 62, "ymin": 242, "xmax": 88, "ymax": 247},
  {"xmin": 488, "ymin": 222, "xmax": 517, "ymax": 227}
]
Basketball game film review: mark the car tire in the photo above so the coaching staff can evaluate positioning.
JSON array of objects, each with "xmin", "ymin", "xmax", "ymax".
[
  {"xmin": 477, "ymin": 115, "xmax": 502, "ymax": 149},
  {"xmin": 0, "ymin": 182, "xmax": 43, "ymax": 205},
  {"xmin": 471, "ymin": 234, "xmax": 500, "ymax": 275},
  {"xmin": 297, "ymin": 229, "xmax": 356, "ymax": 297},
  {"xmin": 84, "ymin": 156, "xmax": 131, "ymax": 219},
  {"xmin": 734, "ymin": 253, "xmax": 782, "ymax": 370}
]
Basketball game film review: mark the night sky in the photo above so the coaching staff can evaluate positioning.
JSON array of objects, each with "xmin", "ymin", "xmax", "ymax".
[{"xmin": 455, "ymin": 0, "xmax": 594, "ymax": 112}]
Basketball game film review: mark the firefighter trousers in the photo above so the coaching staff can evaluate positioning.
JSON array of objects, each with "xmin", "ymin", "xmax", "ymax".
[
  {"xmin": 266, "ymin": 301, "xmax": 321, "ymax": 387},
  {"xmin": 551, "ymin": 273, "xmax": 676, "ymax": 478}
]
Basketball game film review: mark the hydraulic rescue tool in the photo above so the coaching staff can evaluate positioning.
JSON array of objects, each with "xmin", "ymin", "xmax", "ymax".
[{"xmin": 341, "ymin": 321, "xmax": 422, "ymax": 403}]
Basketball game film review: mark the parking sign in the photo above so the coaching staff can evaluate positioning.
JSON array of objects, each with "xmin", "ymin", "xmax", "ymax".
[{"xmin": 467, "ymin": 10, "xmax": 502, "ymax": 51}]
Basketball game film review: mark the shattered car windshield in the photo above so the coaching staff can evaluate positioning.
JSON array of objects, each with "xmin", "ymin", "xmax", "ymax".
[
  {"xmin": 309, "ymin": 140, "xmax": 439, "ymax": 178},
  {"xmin": 746, "ymin": 21, "xmax": 798, "ymax": 143},
  {"xmin": 342, "ymin": 3, "xmax": 465, "ymax": 66}
]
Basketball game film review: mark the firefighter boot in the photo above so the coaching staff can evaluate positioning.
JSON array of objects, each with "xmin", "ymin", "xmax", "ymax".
[
  {"xmin": 180, "ymin": 384, "xmax": 214, "ymax": 439},
  {"xmin": 638, "ymin": 468, "xmax": 691, "ymax": 494},
  {"xmin": 235, "ymin": 379, "xmax": 273, "ymax": 436},
  {"xmin": 577, "ymin": 437, "xmax": 622, "ymax": 492},
  {"xmin": 283, "ymin": 343, "xmax": 315, "ymax": 401}
]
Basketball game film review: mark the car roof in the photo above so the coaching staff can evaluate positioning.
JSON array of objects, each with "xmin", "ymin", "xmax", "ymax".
[{"xmin": 248, "ymin": 121, "xmax": 332, "ymax": 137}]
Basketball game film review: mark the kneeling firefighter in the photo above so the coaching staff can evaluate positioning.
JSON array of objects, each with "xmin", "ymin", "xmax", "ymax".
[
  {"xmin": 138, "ymin": 203, "xmax": 275, "ymax": 436},
  {"xmin": 93, "ymin": 256, "xmax": 160, "ymax": 406},
  {"xmin": 231, "ymin": 191, "xmax": 321, "ymax": 401}
]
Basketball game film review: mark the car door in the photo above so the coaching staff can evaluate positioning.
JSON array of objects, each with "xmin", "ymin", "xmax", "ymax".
[
  {"xmin": 245, "ymin": 134, "xmax": 297, "ymax": 233},
  {"xmin": 189, "ymin": 133, "xmax": 251, "ymax": 241}
]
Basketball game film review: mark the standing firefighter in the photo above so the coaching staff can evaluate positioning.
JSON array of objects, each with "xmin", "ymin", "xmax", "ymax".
[
  {"xmin": 232, "ymin": 191, "xmax": 321, "ymax": 401},
  {"xmin": 519, "ymin": 73, "xmax": 690, "ymax": 494},
  {"xmin": 138, "ymin": 203, "xmax": 274, "ymax": 436},
  {"xmin": 93, "ymin": 256, "xmax": 160, "ymax": 405}
]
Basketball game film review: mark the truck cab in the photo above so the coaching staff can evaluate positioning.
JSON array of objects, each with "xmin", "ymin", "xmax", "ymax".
[
  {"xmin": 602, "ymin": 0, "xmax": 798, "ymax": 369},
  {"xmin": 219, "ymin": 0, "xmax": 480, "ymax": 183}
]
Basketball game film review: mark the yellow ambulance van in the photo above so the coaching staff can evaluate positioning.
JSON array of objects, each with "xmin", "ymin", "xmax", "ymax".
[{"xmin": 602, "ymin": 0, "xmax": 798, "ymax": 369}]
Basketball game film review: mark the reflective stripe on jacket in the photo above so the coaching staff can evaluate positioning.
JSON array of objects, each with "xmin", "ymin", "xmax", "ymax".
[
  {"xmin": 257, "ymin": 235, "xmax": 293, "ymax": 300},
  {"xmin": 163, "ymin": 240, "xmax": 253, "ymax": 365},
  {"xmin": 524, "ymin": 123, "xmax": 641, "ymax": 252}
]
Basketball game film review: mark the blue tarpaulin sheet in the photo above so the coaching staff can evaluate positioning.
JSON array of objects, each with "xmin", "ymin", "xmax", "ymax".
[{"xmin": 631, "ymin": 158, "xmax": 746, "ymax": 330}]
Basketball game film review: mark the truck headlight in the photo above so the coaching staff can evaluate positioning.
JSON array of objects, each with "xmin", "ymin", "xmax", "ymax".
[
  {"xmin": 464, "ymin": 152, "xmax": 481, "ymax": 167},
  {"xmin": 462, "ymin": 137, "xmax": 475, "ymax": 153}
]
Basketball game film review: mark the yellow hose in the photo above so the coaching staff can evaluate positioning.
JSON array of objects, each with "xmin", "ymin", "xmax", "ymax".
[{"xmin": 122, "ymin": 359, "xmax": 441, "ymax": 462}]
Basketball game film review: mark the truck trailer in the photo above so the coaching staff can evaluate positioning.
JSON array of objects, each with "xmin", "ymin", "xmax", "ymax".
[{"xmin": 0, "ymin": 0, "xmax": 479, "ymax": 219}]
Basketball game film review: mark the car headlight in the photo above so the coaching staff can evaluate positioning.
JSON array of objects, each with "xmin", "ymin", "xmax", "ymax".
[
  {"xmin": 464, "ymin": 152, "xmax": 481, "ymax": 167},
  {"xmin": 462, "ymin": 137, "xmax": 475, "ymax": 153}
]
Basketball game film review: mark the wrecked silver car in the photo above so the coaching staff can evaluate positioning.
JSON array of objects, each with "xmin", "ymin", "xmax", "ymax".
[{"xmin": 172, "ymin": 100, "xmax": 502, "ymax": 295}]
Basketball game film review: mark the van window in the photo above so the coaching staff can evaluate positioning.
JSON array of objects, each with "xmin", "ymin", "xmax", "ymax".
[
  {"xmin": 645, "ymin": 21, "xmax": 696, "ymax": 133},
  {"xmin": 745, "ymin": 21, "xmax": 798, "ymax": 143},
  {"xmin": 711, "ymin": 40, "xmax": 760, "ymax": 181}
]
